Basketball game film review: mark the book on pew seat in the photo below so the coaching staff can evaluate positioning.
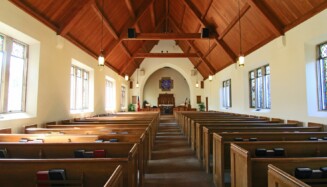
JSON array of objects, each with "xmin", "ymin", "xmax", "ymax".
[
  {"xmin": 48, "ymin": 169, "xmax": 66, "ymax": 187},
  {"xmin": 273, "ymin": 148, "xmax": 285, "ymax": 157},
  {"xmin": 95, "ymin": 139, "xmax": 104, "ymax": 143},
  {"xmin": 266, "ymin": 149, "xmax": 275, "ymax": 157},
  {"xmin": 119, "ymin": 131, "xmax": 128, "ymax": 134},
  {"xmin": 94, "ymin": 150, "xmax": 106, "ymax": 158},
  {"xmin": 234, "ymin": 138, "xmax": 243, "ymax": 141},
  {"xmin": 0, "ymin": 148, "xmax": 8, "ymax": 158},
  {"xmin": 249, "ymin": 138, "xmax": 257, "ymax": 141},
  {"xmin": 320, "ymin": 167, "xmax": 327, "ymax": 178},
  {"xmin": 83, "ymin": 151, "xmax": 94, "ymax": 158},
  {"xmin": 36, "ymin": 170, "xmax": 49, "ymax": 187},
  {"xmin": 311, "ymin": 169, "xmax": 323, "ymax": 178},
  {"xmin": 109, "ymin": 138, "xmax": 118, "ymax": 142},
  {"xmin": 109, "ymin": 132, "xmax": 117, "ymax": 134},
  {"xmin": 19, "ymin": 138, "xmax": 29, "ymax": 143},
  {"xmin": 295, "ymin": 167, "xmax": 312, "ymax": 179},
  {"xmin": 308, "ymin": 137, "xmax": 318, "ymax": 141},
  {"xmin": 255, "ymin": 148, "xmax": 267, "ymax": 157},
  {"xmin": 323, "ymin": 137, "xmax": 327, "ymax": 140},
  {"xmin": 74, "ymin": 150, "xmax": 85, "ymax": 158}
]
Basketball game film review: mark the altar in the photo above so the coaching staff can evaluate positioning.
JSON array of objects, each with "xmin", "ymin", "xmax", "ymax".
[{"xmin": 158, "ymin": 94, "xmax": 175, "ymax": 115}]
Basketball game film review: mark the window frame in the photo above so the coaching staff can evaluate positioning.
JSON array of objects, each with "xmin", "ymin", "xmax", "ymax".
[
  {"xmin": 0, "ymin": 33, "xmax": 28, "ymax": 114},
  {"xmin": 70, "ymin": 64, "xmax": 90, "ymax": 112},
  {"xmin": 222, "ymin": 79, "xmax": 232, "ymax": 108},
  {"xmin": 249, "ymin": 64, "xmax": 271, "ymax": 110},
  {"xmin": 317, "ymin": 41, "xmax": 327, "ymax": 111},
  {"xmin": 105, "ymin": 76, "xmax": 116, "ymax": 111},
  {"xmin": 121, "ymin": 85, "xmax": 126, "ymax": 111}
]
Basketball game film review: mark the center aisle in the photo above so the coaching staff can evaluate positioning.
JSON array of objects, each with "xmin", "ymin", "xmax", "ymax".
[{"xmin": 144, "ymin": 115, "xmax": 215, "ymax": 187}]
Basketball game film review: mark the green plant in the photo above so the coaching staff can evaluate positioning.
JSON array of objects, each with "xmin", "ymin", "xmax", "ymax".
[
  {"xmin": 128, "ymin": 104, "xmax": 135, "ymax": 112},
  {"xmin": 198, "ymin": 102, "xmax": 205, "ymax": 111}
]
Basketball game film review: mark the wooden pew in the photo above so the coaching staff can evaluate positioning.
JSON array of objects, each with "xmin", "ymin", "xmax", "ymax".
[
  {"xmin": 268, "ymin": 164, "xmax": 310, "ymax": 187},
  {"xmin": 213, "ymin": 132, "xmax": 327, "ymax": 187},
  {"xmin": 230, "ymin": 141, "xmax": 327, "ymax": 187},
  {"xmin": 0, "ymin": 128, "xmax": 11, "ymax": 134},
  {"xmin": 0, "ymin": 142, "xmax": 138, "ymax": 187},
  {"xmin": 199, "ymin": 123, "xmax": 305, "ymax": 161},
  {"xmin": 104, "ymin": 165, "xmax": 124, "ymax": 187}
]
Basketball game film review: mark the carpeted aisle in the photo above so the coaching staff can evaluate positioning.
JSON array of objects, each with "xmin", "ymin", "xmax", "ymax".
[{"xmin": 144, "ymin": 115, "xmax": 215, "ymax": 187}]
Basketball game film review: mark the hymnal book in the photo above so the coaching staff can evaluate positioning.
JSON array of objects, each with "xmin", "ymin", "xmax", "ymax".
[
  {"xmin": 109, "ymin": 139, "xmax": 118, "ymax": 142},
  {"xmin": 36, "ymin": 170, "xmax": 49, "ymax": 187},
  {"xmin": 48, "ymin": 169, "xmax": 66, "ymax": 187},
  {"xmin": 74, "ymin": 150, "xmax": 85, "ymax": 158},
  {"xmin": 83, "ymin": 151, "xmax": 94, "ymax": 158},
  {"xmin": 19, "ymin": 138, "xmax": 29, "ymax": 143},
  {"xmin": 0, "ymin": 148, "xmax": 8, "ymax": 158},
  {"xmin": 320, "ymin": 167, "xmax": 327, "ymax": 178},
  {"xmin": 94, "ymin": 150, "xmax": 106, "ymax": 158},
  {"xmin": 95, "ymin": 139, "xmax": 104, "ymax": 143},
  {"xmin": 295, "ymin": 167, "xmax": 312, "ymax": 179}
]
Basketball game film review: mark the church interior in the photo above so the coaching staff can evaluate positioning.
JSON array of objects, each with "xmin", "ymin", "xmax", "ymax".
[{"xmin": 0, "ymin": 0, "xmax": 327, "ymax": 186}]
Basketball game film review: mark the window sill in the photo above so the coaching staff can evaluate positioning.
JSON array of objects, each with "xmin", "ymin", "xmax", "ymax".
[
  {"xmin": 0, "ymin": 112, "xmax": 34, "ymax": 121},
  {"xmin": 70, "ymin": 109, "xmax": 94, "ymax": 114},
  {"xmin": 251, "ymin": 108, "xmax": 271, "ymax": 113}
]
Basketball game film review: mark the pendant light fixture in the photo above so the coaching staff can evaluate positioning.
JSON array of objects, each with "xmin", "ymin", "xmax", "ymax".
[
  {"xmin": 98, "ymin": 0, "xmax": 105, "ymax": 67},
  {"xmin": 136, "ymin": 69, "xmax": 139, "ymax": 88},
  {"xmin": 195, "ymin": 69, "xmax": 199, "ymax": 88},
  {"xmin": 238, "ymin": 0, "xmax": 245, "ymax": 66}
]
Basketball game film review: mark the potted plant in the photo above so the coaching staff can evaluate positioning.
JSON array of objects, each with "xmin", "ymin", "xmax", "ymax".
[
  {"xmin": 128, "ymin": 104, "xmax": 135, "ymax": 112},
  {"xmin": 198, "ymin": 102, "xmax": 205, "ymax": 112}
]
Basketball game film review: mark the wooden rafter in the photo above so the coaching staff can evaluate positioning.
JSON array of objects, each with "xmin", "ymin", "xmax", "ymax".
[
  {"xmin": 150, "ymin": 2, "xmax": 156, "ymax": 27},
  {"xmin": 247, "ymin": 0, "xmax": 284, "ymax": 35},
  {"xmin": 59, "ymin": 1, "xmax": 91, "ymax": 35},
  {"xmin": 180, "ymin": 5, "xmax": 186, "ymax": 29},
  {"xmin": 133, "ymin": 53, "xmax": 199, "ymax": 58},
  {"xmin": 104, "ymin": 0, "xmax": 155, "ymax": 60},
  {"xmin": 92, "ymin": 2, "xmax": 132, "ymax": 59},
  {"xmin": 119, "ymin": 16, "xmax": 166, "ymax": 75},
  {"xmin": 182, "ymin": 0, "xmax": 237, "ymax": 61},
  {"xmin": 170, "ymin": 16, "xmax": 215, "ymax": 74},
  {"xmin": 124, "ymin": 0, "xmax": 141, "ymax": 32},
  {"xmin": 202, "ymin": 0, "xmax": 213, "ymax": 20},
  {"xmin": 219, "ymin": 3, "xmax": 251, "ymax": 40},
  {"xmin": 165, "ymin": 0, "xmax": 169, "ymax": 32},
  {"xmin": 122, "ymin": 33, "xmax": 214, "ymax": 40},
  {"xmin": 9, "ymin": 0, "xmax": 58, "ymax": 32}
]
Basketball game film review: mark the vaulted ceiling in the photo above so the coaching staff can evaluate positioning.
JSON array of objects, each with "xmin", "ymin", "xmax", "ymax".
[{"xmin": 9, "ymin": 0, "xmax": 327, "ymax": 79}]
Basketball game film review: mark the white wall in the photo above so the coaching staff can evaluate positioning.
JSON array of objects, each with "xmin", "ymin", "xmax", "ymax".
[
  {"xmin": 0, "ymin": 1, "xmax": 128, "ymax": 132},
  {"xmin": 204, "ymin": 9, "xmax": 327, "ymax": 125},
  {"xmin": 143, "ymin": 67, "xmax": 190, "ymax": 107},
  {"xmin": 129, "ymin": 40, "xmax": 204, "ymax": 109}
]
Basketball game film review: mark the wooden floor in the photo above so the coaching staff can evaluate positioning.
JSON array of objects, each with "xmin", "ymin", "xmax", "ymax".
[{"xmin": 144, "ymin": 115, "xmax": 215, "ymax": 187}]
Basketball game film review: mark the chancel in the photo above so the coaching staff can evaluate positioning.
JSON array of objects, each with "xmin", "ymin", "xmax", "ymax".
[{"xmin": 0, "ymin": 0, "xmax": 326, "ymax": 187}]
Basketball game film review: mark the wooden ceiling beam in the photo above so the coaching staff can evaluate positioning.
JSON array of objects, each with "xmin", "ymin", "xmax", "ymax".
[
  {"xmin": 179, "ymin": 5, "xmax": 186, "ymax": 29},
  {"xmin": 9, "ymin": 0, "xmax": 58, "ymax": 32},
  {"xmin": 150, "ymin": 2, "xmax": 156, "ymax": 27},
  {"xmin": 219, "ymin": 3, "xmax": 251, "ymax": 40},
  {"xmin": 124, "ymin": 0, "xmax": 141, "ymax": 32},
  {"xmin": 91, "ymin": 2, "xmax": 118, "ymax": 40},
  {"xmin": 170, "ymin": 17, "xmax": 215, "ymax": 74},
  {"xmin": 183, "ymin": 0, "xmax": 237, "ymax": 61},
  {"xmin": 122, "ymin": 33, "xmax": 214, "ymax": 40},
  {"xmin": 202, "ymin": 0, "xmax": 213, "ymax": 20},
  {"xmin": 104, "ymin": 0, "xmax": 155, "ymax": 60},
  {"xmin": 133, "ymin": 53, "xmax": 199, "ymax": 58},
  {"xmin": 119, "ymin": 16, "xmax": 166, "ymax": 76},
  {"xmin": 247, "ymin": 0, "xmax": 284, "ymax": 35},
  {"xmin": 58, "ymin": 1, "xmax": 91, "ymax": 35}
]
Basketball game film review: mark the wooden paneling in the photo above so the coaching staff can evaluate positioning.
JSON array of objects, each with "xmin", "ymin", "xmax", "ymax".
[{"xmin": 9, "ymin": 0, "xmax": 327, "ymax": 79}]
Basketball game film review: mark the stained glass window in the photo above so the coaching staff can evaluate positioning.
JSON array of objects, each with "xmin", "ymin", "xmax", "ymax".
[
  {"xmin": 249, "ymin": 65, "xmax": 271, "ymax": 109},
  {"xmin": 317, "ymin": 42, "xmax": 327, "ymax": 110},
  {"xmin": 222, "ymin": 79, "xmax": 231, "ymax": 108},
  {"xmin": 0, "ymin": 35, "xmax": 28, "ymax": 113},
  {"xmin": 70, "ymin": 65, "xmax": 89, "ymax": 111}
]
